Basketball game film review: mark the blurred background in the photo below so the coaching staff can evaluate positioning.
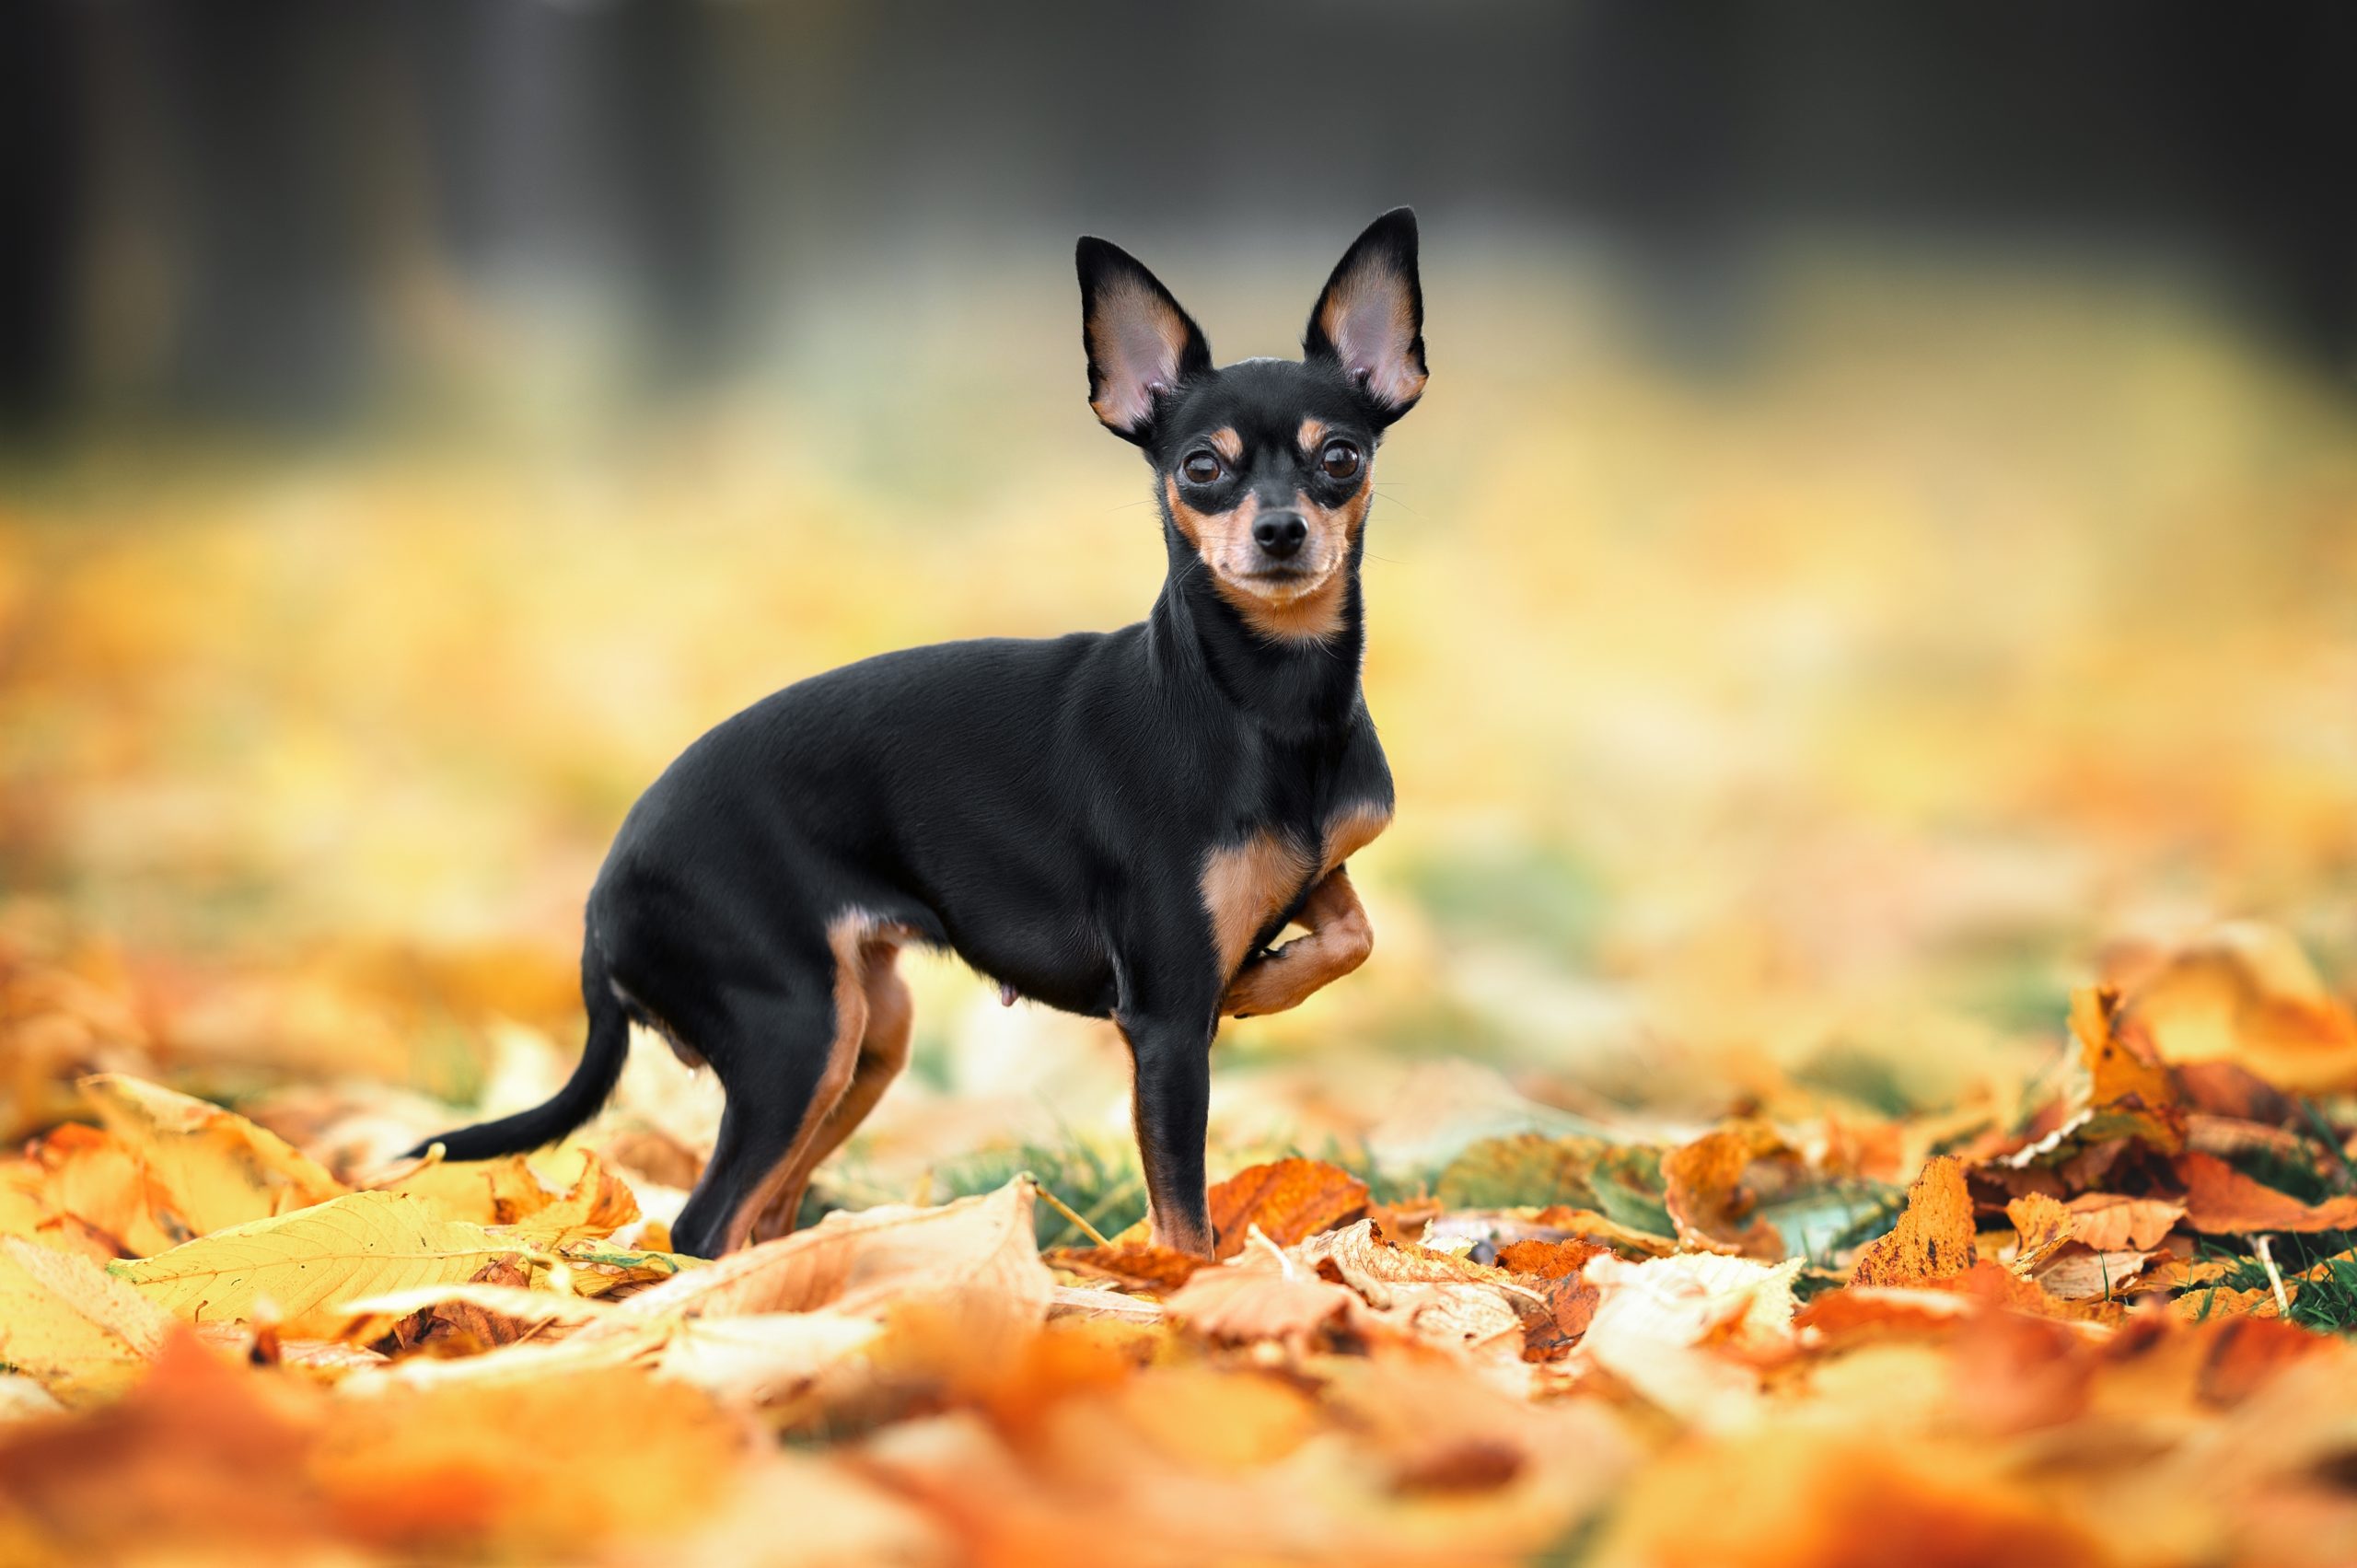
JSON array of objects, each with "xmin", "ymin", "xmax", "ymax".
[{"xmin": 2, "ymin": 2, "xmax": 2353, "ymax": 1214}]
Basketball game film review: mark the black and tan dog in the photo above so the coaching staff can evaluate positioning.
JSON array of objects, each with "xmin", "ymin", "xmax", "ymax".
[{"xmin": 414, "ymin": 210, "xmax": 1428, "ymax": 1259}]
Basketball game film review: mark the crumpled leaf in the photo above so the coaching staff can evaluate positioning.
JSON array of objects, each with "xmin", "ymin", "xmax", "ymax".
[
  {"xmin": 110, "ymin": 1190, "xmax": 524, "ymax": 1334},
  {"xmin": 1205, "ymin": 1157, "xmax": 1368, "ymax": 1257},
  {"xmin": 1295, "ymin": 1221, "xmax": 1548, "ymax": 1370},
  {"xmin": 1579, "ymin": 1251, "xmax": 1800, "ymax": 1427},
  {"xmin": 1422, "ymin": 1204, "xmax": 1679, "ymax": 1261},
  {"xmin": 577, "ymin": 1180, "xmax": 1051, "ymax": 1381},
  {"xmin": 2175, "ymin": 1149, "xmax": 2357, "ymax": 1233},
  {"xmin": 1661, "ymin": 1121, "xmax": 1799, "ymax": 1260},
  {"xmin": 333, "ymin": 1279, "xmax": 611, "ymax": 1342},
  {"xmin": 80, "ymin": 1074, "xmax": 347, "ymax": 1240},
  {"xmin": 1164, "ymin": 1230, "xmax": 1364, "ymax": 1349},
  {"xmin": 2072, "ymin": 984, "xmax": 2189, "ymax": 1153},
  {"xmin": 1851, "ymin": 1156, "xmax": 1976, "ymax": 1287}
]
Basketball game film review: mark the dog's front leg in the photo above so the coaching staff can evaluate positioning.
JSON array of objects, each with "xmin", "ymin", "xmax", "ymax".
[
  {"xmin": 1220, "ymin": 866, "xmax": 1373, "ymax": 1018},
  {"xmin": 1119, "ymin": 1005, "xmax": 1218, "ymax": 1257}
]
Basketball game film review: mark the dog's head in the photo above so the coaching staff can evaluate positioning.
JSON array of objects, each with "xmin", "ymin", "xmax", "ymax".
[{"xmin": 1077, "ymin": 209, "xmax": 1425, "ymax": 642}]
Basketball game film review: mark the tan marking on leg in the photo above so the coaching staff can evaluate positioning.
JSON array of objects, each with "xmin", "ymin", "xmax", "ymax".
[
  {"xmin": 1319, "ymin": 800, "xmax": 1392, "ymax": 877},
  {"xmin": 1201, "ymin": 830, "xmax": 1315, "ymax": 978},
  {"xmin": 717, "ymin": 912, "xmax": 874, "ymax": 1253},
  {"xmin": 1221, "ymin": 866, "xmax": 1374, "ymax": 1017},
  {"xmin": 747, "ymin": 942, "xmax": 915, "ymax": 1242}
]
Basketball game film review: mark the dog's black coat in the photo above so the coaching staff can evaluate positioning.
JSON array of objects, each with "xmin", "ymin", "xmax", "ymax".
[{"xmin": 415, "ymin": 211, "xmax": 1425, "ymax": 1259}]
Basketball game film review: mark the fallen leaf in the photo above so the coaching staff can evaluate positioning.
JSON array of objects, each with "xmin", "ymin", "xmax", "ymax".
[
  {"xmin": 1164, "ymin": 1232, "xmax": 1365, "ymax": 1349},
  {"xmin": 1579, "ymin": 1251, "xmax": 1799, "ymax": 1427},
  {"xmin": 0, "ymin": 1236, "xmax": 174, "ymax": 1400},
  {"xmin": 1434, "ymin": 1132, "xmax": 1606, "ymax": 1210},
  {"xmin": 2063, "ymin": 1191, "xmax": 2184, "ymax": 1251},
  {"xmin": 1851, "ymin": 1156, "xmax": 1976, "ymax": 1287},
  {"xmin": 111, "ymin": 1190, "xmax": 525, "ymax": 1334},
  {"xmin": 80, "ymin": 1074, "xmax": 346, "ymax": 1237},
  {"xmin": 2115, "ymin": 922, "xmax": 2357, "ymax": 1093},
  {"xmin": 1045, "ymin": 1240, "xmax": 1208, "ymax": 1295},
  {"xmin": 2175, "ymin": 1150, "xmax": 2357, "ymax": 1233},
  {"xmin": 1661, "ymin": 1121, "xmax": 1793, "ymax": 1260},
  {"xmin": 1205, "ymin": 1157, "xmax": 1369, "ymax": 1257},
  {"xmin": 2072, "ymin": 985, "xmax": 2187, "ymax": 1152}
]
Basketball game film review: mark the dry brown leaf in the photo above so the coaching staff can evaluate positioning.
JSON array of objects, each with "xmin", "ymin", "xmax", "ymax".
[
  {"xmin": 1851, "ymin": 1156, "xmax": 1976, "ymax": 1287},
  {"xmin": 1044, "ymin": 1240, "xmax": 1208, "ymax": 1295},
  {"xmin": 2030, "ymin": 1244, "xmax": 2166, "ymax": 1301},
  {"xmin": 2004, "ymin": 1192, "xmax": 2074, "ymax": 1272},
  {"xmin": 1661, "ymin": 1121, "xmax": 1791, "ymax": 1260},
  {"xmin": 579, "ymin": 1180, "xmax": 1051, "ymax": 1382},
  {"xmin": 1163, "ymin": 1232, "xmax": 1365, "ymax": 1349},
  {"xmin": 2175, "ymin": 1149, "xmax": 2357, "ymax": 1233},
  {"xmin": 2063, "ymin": 1191, "xmax": 2184, "ymax": 1251},
  {"xmin": 1422, "ymin": 1205, "xmax": 1678, "ymax": 1260},
  {"xmin": 1295, "ymin": 1221, "xmax": 1546, "ymax": 1370},
  {"xmin": 1205, "ymin": 1157, "xmax": 1369, "ymax": 1258}
]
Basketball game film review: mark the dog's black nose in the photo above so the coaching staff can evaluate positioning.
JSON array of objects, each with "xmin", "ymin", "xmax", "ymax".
[{"xmin": 1253, "ymin": 511, "xmax": 1308, "ymax": 559}]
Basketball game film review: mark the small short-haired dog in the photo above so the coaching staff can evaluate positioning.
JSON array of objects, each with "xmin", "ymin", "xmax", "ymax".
[{"xmin": 416, "ymin": 210, "xmax": 1427, "ymax": 1259}]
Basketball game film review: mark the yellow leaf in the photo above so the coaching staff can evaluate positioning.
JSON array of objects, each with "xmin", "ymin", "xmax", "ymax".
[
  {"xmin": 0, "ymin": 1236, "xmax": 173, "ymax": 1401},
  {"xmin": 80, "ymin": 1074, "xmax": 344, "ymax": 1238},
  {"xmin": 111, "ymin": 1190, "xmax": 524, "ymax": 1335}
]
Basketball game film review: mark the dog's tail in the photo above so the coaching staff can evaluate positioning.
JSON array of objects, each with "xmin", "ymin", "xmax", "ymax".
[{"xmin": 404, "ymin": 939, "xmax": 631, "ymax": 1163}]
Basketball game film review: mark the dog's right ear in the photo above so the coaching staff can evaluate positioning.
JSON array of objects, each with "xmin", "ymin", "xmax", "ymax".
[{"xmin": 1077, "ymin": 238, "xmax": 1212, "ymax": 445}]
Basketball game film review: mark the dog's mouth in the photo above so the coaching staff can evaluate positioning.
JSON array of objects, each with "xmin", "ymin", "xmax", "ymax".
[{"xmin": 1225, "ymin": 559, "xmax": 1337, "ymax": 603}]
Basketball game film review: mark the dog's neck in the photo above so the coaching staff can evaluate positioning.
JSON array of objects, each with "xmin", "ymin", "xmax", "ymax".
[{"xmin": 1147, "ymin": 527, "xmax": 1366, "ymax": 738}]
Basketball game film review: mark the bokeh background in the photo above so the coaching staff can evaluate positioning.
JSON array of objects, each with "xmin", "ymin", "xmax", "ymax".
[{"xmin": 4, "ymin": 2, "xmax": 2354, "ymax": 1225}]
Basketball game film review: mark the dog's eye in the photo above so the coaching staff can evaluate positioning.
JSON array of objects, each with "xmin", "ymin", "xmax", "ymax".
[
  {"xmin": 1180, "ymin": 451, "xmax": 1223, "ymax": 484},
  {"xmin": 1320, "ymin": 439, "xmax": 1363, "ymax": 482}
]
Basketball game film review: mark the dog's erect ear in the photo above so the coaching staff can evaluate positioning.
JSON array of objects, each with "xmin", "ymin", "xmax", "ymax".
[
  {"xmin": 1304, "ymin": 207, "xmax": 1427, "ymax": 424},
  {"xmin": 1076, "ymin": 238, "xmax": 1213, "ymax": 445}
]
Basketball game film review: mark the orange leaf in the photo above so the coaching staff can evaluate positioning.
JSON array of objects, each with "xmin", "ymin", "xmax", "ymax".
[
  {"xmin": 1044, "ymin": 1241, "xmax": 1208, "ymax": 1295},
  {"xmin": 2061, "ymin": 1192, "xmax": 2183, "ymax": 1251},
  {"xmin": 2072, "ymin": 985, "xmax": 2186, "ymax": 1153},
  {"xmin": 2175, "ymin": 1150, "xmax": 2357, "ymax": 1233},
  {"xmin": 1205, "ymin": 1158, "xmax": 1369, "ymax": 1259},
  {"xmin": 1850, "ymin": 1156, "xmax": 1975, "ymax": 1288},
  {"xmin": 1661, "ymin": 1123, "xmax": 1788, "ymax": 1260}
]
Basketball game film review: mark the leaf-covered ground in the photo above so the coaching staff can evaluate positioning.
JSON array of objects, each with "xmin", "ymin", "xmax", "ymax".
[{"xmin": 3, "ymin": 267, "xmax": 2356, "ymax": 1564}]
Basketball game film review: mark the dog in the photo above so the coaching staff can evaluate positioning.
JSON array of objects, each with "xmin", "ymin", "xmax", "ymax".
[{"xmin": 413, "ymin": 209, "xmax": 1427, "ymax": 1259}]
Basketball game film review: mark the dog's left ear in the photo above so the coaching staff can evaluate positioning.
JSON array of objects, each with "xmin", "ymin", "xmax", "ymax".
[{"xmin": 1304, "ymin": 207, "xmax": 1427, "ymax": 425}]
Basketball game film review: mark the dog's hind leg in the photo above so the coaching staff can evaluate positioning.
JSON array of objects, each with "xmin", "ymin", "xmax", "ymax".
[
  {"xmin": 748, "ymin": 939, "xmax": 914, "ymax": 1242},
  {"xmin": 667, "ymin": 919, "xmax": 875, "ymax": 1259}
]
